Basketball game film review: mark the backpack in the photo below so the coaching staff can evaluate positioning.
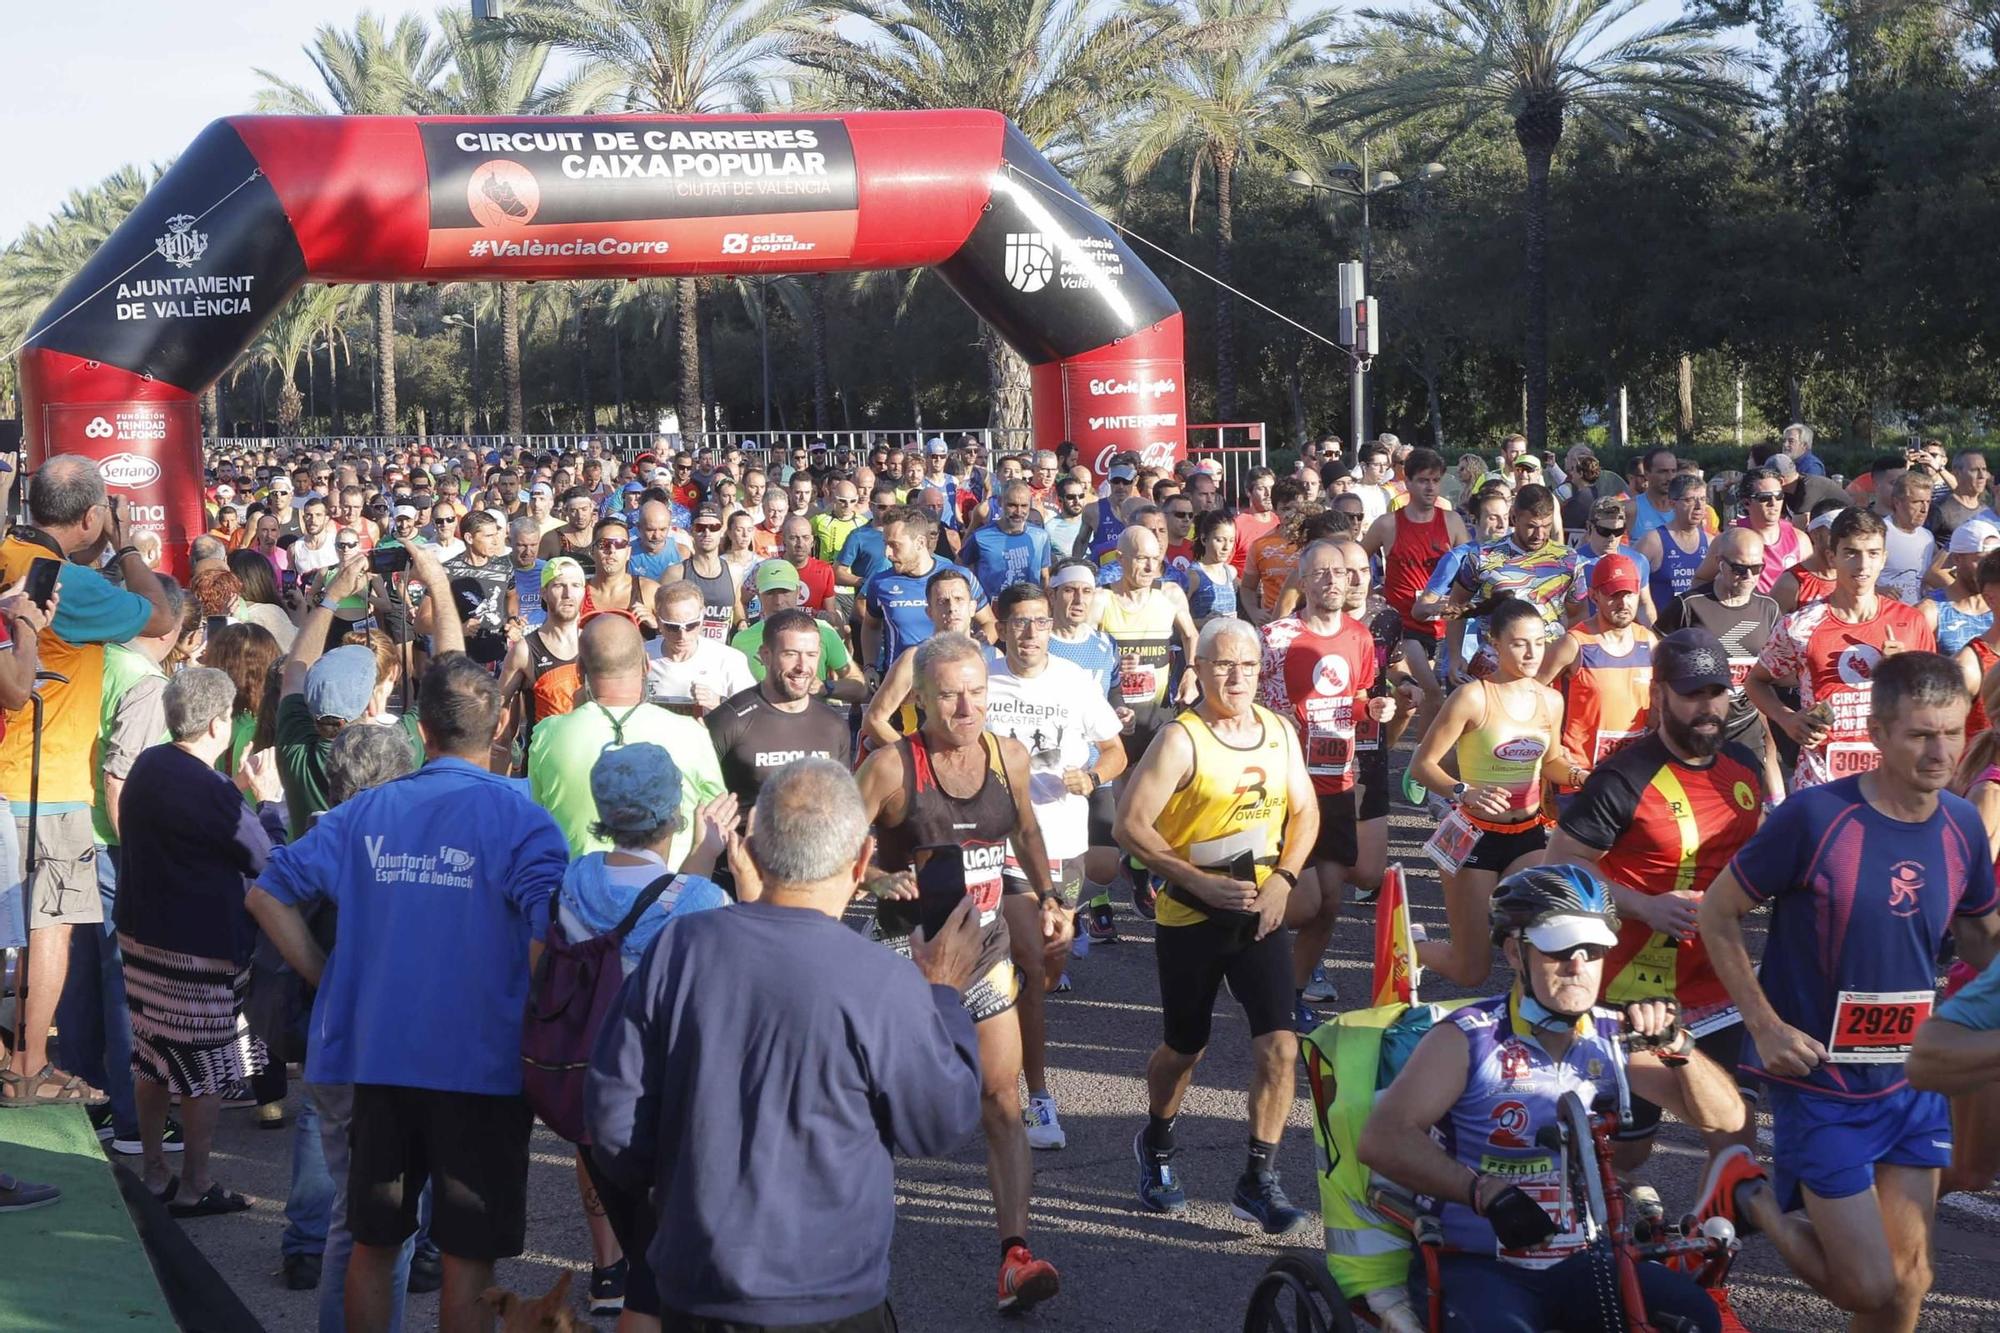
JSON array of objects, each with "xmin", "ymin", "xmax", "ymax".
[{"xmin": 521, "ymin": 873, "xmax": 675, "ymax": 1144}]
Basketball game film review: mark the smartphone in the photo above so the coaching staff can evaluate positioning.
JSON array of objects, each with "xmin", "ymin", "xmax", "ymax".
[
  {"xmin": 205, "ymin": 615, "xmax": 229, "ymax": 642},
  {"xmin": 23, "ymin": 557, "xmax": 59, "ymax": 612},
  {"xmin": 368, "ymin": 544, "xmax": 411, "ymax": 575}
]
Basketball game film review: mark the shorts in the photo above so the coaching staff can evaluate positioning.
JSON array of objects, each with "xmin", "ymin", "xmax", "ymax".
[
  {"xmin": 1154, "ymin": 914, "xmax": 1293, "ymax": 1055},
  {"xmin": 346, "ymin": 1083, "xmax": 534, "ymax": 1260},
  {"xmin": 19, "ymin": 808, "xmax": 101, "ymax": 928},
  {"xmin": 1086, "ymin": 785, "xmax": 1117, "ymax": 848},
  {"xmin": 1402, "ymin": 624, "xmax": 1440, "ymax": 657},
  {"xmin": 1765, "ymin": 1081, "xmax": 1952, "ymax": 1212},
  {"xmin": 1312, "ymin": 790, "xmax": 1360, "ymax": 869},
  {"xmin": 1357, "ymin": 749, "xmax": 1390, "ymax": 822},
  {"xmin": 962, "ymin": 959, "xmax": 1020, "ymax": 1024},
  {"xmin": 1616, "ymin": 1024, "xmax": 1758, "ymax": 1142},
  {"xmin": 1003, "ymin": 854, "xmax": 1084, "ymax": 908},
  {"xmin": 1462, "ymin": 821, "xmax": 1547, "ymax": 874}
]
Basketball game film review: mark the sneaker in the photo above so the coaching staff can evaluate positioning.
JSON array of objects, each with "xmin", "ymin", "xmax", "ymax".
[
  {"xmin": 88, "ymin": 1104, "xmax": 115, "ymax": 1143},
  {"xmin": 406, "ymin": 1245, "xmax": 443, "ymax": 1294},
  {"xmin": 1302, "ymin": 966, "xmax": 1339, "ymax": 1003},
  {"xmin": 1293, "ymin": 1000, "xmax": 1320, "ymax": 1036},
  {"xmin": 1052, "ymin": 972, "xmax": 1073, "ymax": 993},
  {"xmin": 1352, "ymin": 882, "xmax": 1380, "ymax": 907},
  {"xmin": 1133, "ymin": 1130, "xmax": 1187, "ymax": 1215},
  {"xmin": 1069, "ymin": 917, "xmax": 1090, "ymax": 959},
  {"xmin": 1401, "ymin": 770, "xmax": 1427, "ymax": 806},
  {"xmin": 1231, "ymin": 1170, "xmax": 1312, "ymax": 1236},
  {"xmin": 1085, "ymin": 901, "xmax": 1117, "ymax": 944},
  {"xmin": 219, "ymin": 1082, "xmax": 257, "ymax": 1109},
  {"xmin": 0, "ymin": 1172, "xmax": 59, "ymax": 1213},
  {"xmin": 1690, "ymin": 1144, "xmax": 1766, "ymax": 1239},
  {"xmin": 256, "ymin": 1101, "xmax": 288, "ymax": 1130},
  {"xmin": 1132, "ymin": 875, "xmax": 1158, "ymax": 921},
  {"xmin": 589, "ymin": 1258, "xmax": 627, "ymax": 1316},
  {"xmin": 113, "ymin": 1118, "xmax": 186, "ymax": 1156},
  {"xmin": 282, "ymin": 1252, "xmax": 322, "ymax": 1292},
  {"xmin": 996, "ymin": 1243, "xmax": 1059, "ymax": 1312},
  {"xmin": 1024, "ymin": 1094, "xmax": 1066, "ymax": 1151}
]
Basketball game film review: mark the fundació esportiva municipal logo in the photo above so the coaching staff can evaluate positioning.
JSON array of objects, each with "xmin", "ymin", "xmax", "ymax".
[{"xmin": 1004, "ymin": 232, "xmax": 1054, "ymax": 293}]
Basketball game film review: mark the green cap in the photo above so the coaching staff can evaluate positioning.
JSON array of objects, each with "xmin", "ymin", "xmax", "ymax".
[{"xmin": 753, "ymin": 560, "xmax": 801, "ymax": 594}]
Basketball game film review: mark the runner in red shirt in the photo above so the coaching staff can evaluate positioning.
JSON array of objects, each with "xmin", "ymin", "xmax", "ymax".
[
  {"xmin": 1362, "ymin": 447, "xmax": 1465, "ymax": 770},
  {"xmin": 1748, "ymin": 507, "xmax": 1938, "ymax": 790},
  {"xmin": 1259, "ymin": 539, "xmax": 1398, "ymax": 1027}
]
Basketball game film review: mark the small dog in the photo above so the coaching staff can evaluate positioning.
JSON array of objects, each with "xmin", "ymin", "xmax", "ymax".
[{"xmin": 479, "ymin": 1270, "xmax": 583, "ymax": 1332}]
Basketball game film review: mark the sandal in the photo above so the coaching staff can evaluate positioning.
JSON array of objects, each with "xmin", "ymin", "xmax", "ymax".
[
  {"xmin": 167, "ymin": 1182, "xmax": 251, "ymax": 1218},
  {"xmin": 0, "ymin": 1065, "xmax": 108, "ymax": 1108},
  {"xmin": 152, "ymin": 1175, "xmax": 180, "ymax": 1205}
]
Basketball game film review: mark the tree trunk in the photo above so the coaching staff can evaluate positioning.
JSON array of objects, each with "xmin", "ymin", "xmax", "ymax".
[
  {"xmin": 1786, "ymin": 369, "xmax": 1803, "ymax": 427},
  {"xmin": 676, "ymin": 276, "xmax": 702, "ymax": 445},
  {"xmin": 374, "ymin": 283, "xmax": 398, "ymax": 436},
  {"xmin": 278, "ymin": 374, "xmax": 304, "ymax": 432},
  {"xmin": 610, "ymin": 316, "xmax": 625, "ymax": 429},
  {"xmin": 981, "ymin": 323, "xmax": 1032, "ymax": 443},
  {"xmin": 810, "ymin": 274, "xmax": 831, "ymax": 431},
  {"xmin": 1676, "ymin": 354, "xmax": 1695, "ymax": 445},
  {"xmin": 1215, "ymin": 143, "xmax": 1238, "ymax": 423},
  {"xmin": 698, "ymin": 279, "xmax": 718, "ymax": 437},
  {"xmin": 501, "ymin": 282, "xmax": 524, "ymax": 440},
  {"xmin": 201, "ymin": 383, "xmax": 221, "ymax": 441},
  {"xmin": 575, "ymin": 306, "xmax": 594, "ymax": 431},
  {"xmin": 1285, "ymin": 363, "xmax": 1307, "ymax": 446},
  {"xmin": 1516, "ymin": 130, "xmax": 1557, "ymax": 453},
  {"xmin": 326, "ymin": 338, "xmax": 343, "ymax": 434}
]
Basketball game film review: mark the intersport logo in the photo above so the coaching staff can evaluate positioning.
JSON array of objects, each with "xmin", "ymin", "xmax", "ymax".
[{"xmin": 98, "ymin": 453, "xmax": 162, "ymax": 488}]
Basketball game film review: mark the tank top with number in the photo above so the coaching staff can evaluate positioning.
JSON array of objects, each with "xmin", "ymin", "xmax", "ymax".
[
  {"xmin": 1454, "ymin": 680, "xmax": 1559, "ymax": 823},
  {"xmin": 1152, "ymin": 705, "xmax": 1294, "ymax": 928},
  {"xmin": 1557, "ymin": 621, "xmax": 1656, "ymax": 783},
  {"xmin": 683, "ymin": 558, "xmax": 737, "ymax": 641},
  {"xmin": 1097, "ymin": 585, "xmax": 1177, "ymax": 737},
  {"xmin": 875, "ymin": 731, "xmax": 1015, "ymax": 975},
  {"xmin": 1087, "ymin": 497, "xmax": 1127, "ymax": 562}
]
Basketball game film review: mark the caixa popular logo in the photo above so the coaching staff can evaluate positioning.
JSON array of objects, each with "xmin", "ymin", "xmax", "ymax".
[{"xmin": 98, "ymin": 453, "xmax": 163, "ymax": 489}]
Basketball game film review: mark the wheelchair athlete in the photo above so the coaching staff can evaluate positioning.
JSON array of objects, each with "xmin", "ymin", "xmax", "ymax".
[{"xmin": 1357, "ymin": 865, "xmax": 1747, "ymax": 1332}]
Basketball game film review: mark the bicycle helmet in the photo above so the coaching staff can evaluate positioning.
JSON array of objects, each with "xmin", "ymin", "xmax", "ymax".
[{"xmin": 1489, "ymin": 863, "xmax": 1619, "ymax": 947}]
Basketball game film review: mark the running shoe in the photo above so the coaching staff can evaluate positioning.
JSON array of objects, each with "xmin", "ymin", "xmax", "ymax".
[
  {"xmin": 1302, "ymin": 966, "xmax": 1339, "ymax": 1004},
  {"xmin": 113, "ymin": 1118, "xmax": 185, "ymax": 1157},
  {"xmin": 1024, "ymin": 1094, "xmax": 1067, "ymax": 1151},
  {"xmin": 0, "ymin": 1173, "xmax": 59, "ymax": 1213},
  {"xmin": 589, "ymin": 1258, "xmax": 627, "ymax": 1316},
  {"xmin": 1231, "ymin": 1170, "xmax": 1312, "ymax": 1236},
  {"xmin": 1690, "ymin": 1144, "xmax": 1766, "ymax": 1238},
  {"xmin": 283, "ymin": 1252, "xmax": 323, "ymax": 1292},
  {"xmin": 1132, "ymin": 874, "xmax": 1159, "ymax": 921},
  {"xmin": 1352, "ymin": 881, "xmax": 1380, "ymax": 907},
  {"xmin": 1293, "ymin": 1000, "xmax": 1320, "ymax": 1036},
  {"xmin": 1069, "ymin": 918, "xmax": 1091, "ymax": 959},
  {"xmin": 996, "ymin": 1244, "xmax": 1059, "ymax": 1312},
  {"xmin": 1052, "ymin": 972, "xmax": 1073, "ymax": 993},
  {"xmin": 1401, "ymin": 770, "xmax": 1427, "ymax": 806},
  {"xmin": 88, "ymin": 1104, "xmax": 115, "ymax": 1143},
  {"xmin": 1133, "ymin": 1130, "xmax": 1187, "ymax": 1215},
  {"xmin": 1085, "ymin": 901, "xmax": 1117, "ymax": 944}
]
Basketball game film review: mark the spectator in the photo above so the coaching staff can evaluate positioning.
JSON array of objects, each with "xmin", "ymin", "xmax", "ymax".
[
  {"xmin": 247, "ymin": 653, "xmax": 569, "ymax": 1333},
  {"xmin": 227, "ymin": 548, "xmax": 300, "ymax": 653},
  {"xmin": 115, "ymin": 667, "xmax": 274, "ymax": 1216},
  {"xmin": 587, "ymin": 757, "xmax": 985, "ymax": 1332}
]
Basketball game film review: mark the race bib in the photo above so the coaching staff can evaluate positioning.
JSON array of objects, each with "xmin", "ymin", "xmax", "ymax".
[
  {"xmin": 1827, "ymin": 989, "xmax": 1932, "ymax": 1064},
  {"xmin": 964, "ymin": 844, "xmax": 1007, "ymax": 926},
  {"xmin": 1727, "ymin": 657, "xmax": 1756, "ymax": 692},
  {"xmin": 1684, "ymin": 1002, "xmax": 1742, "ymax": 1039},
  {"xmin": 1492, "ymin": 1169, "xmax": 1589, "ymax": 1268},
  {"xmin": 1424, "ymin": 808, "xmax": 1480, "ymax": 874},
  {"xmin": 1825, "ymin": 742, "xmax": 1881, "ymax": 779},
  {"xmin": 1592, "ymin": 728, "xmax": 1645, "ymax": 765},
  {"xmin": 1119, "ymin": 663, "xmax": 1157, "ymax": 703},
  {"xmin": 1355, "ymin": 713, "xmax": 1383, "ymax": 753},
  {"xmin": 1306, "ymin": 730, "xmax": 1354, "ymax": 776}
]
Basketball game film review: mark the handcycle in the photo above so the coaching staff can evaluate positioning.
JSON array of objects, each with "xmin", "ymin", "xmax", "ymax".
[{"xmin": 1244, "ymin": 1004, "xmax": 1742, "ymax": 1333}]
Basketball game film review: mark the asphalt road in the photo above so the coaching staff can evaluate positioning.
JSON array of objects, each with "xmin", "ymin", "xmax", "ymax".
[{"xmin": 181, "ymin": 787, "xmax": 2000, "ymax": 1331}]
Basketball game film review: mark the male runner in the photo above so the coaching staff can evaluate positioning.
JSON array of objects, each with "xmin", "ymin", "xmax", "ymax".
[
  {"xmin": 679, "ymin": 504, "xmax": 743, "ymax": 642},
  {"xmin": 644, "ymin": 580, "xmax": 757, "ymax": 714},
  {"xmin": 1699, "ymin": 651, "xmax": 2000, "ymax": 1332},
  {"xmin": 705, "ymin": 608, "xmax": 852, "ymax": 809},
  {"xmin": 984, "ymin": 584, "xmax": 1125, "ymax": 1149},
  {"xmin": 855, "ymin": 633, "xmax": 1064, "ymax": 1311},
  {"xmin": 1044, "ymin": 477, "xmax": 1088, "ymax": 559},
  {"xmin": 1748, "ymin": 507, "xmax": 1937, "ymax": 790},
  {"xmin": 1340, "ymin": 538, "xmax": 1423, "ymax": 909},
  {"xmin": 860, "ymin": 567, "xmax": 980, "ymax": 748},
  {"xmin": 858, "ymin": 506, "xmax": 990, "ymax": 681},
  {"xmin": 965, "ymin": 482, "xmax": 1054, "ymax": 601},
  {"xmin": 1044, "ymin": 561, "xmax": 1131, "ymax": 942},
  {"xmin": 1443, "ymin": 484, "xmax": 1581, "ymax": 682},
  {"xmin": 493, "ymin": 556, "xmax": 585, "ymax": 767},
  {"xmin": 1570, "ymin": 495, "xmax": 1657, "ymax": 625},
  {"xmin": 1362, "ymin": 446, "xmax": 1464, "ymax": 763},
  {"xmin": 1257, "ymin": 541, "xmax": 1398, "ymax": 1029},
  {"xmin": 1658, "ymin": 527, "xmax": 1786, "ymax": 796},
  {"xmin": 1119, "ymin": 618, "xmax": 1319, "ymax": 1234},
  {"xmin": 1634, "ymin": 474, "xmax": 1713, "ymax": 621},
  {"xmin": 1538, "ymin": 553, "xmax": 1656, "ymax": 795}
]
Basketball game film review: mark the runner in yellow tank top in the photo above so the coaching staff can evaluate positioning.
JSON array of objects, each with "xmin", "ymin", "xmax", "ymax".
[
  {"xmin": 1092, "ymin": 527, "xmax": 1199, "ymax": 748},
  {"xmin": 1150, "ymin": 703, "xmax": 1296, "ymax": 927},
  {"xmin": 1410, "ymin": 597, "xmax": 1586, "ymax": 987}
]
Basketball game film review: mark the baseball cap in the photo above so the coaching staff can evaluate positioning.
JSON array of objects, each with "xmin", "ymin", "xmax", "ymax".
[
  {"xmin": 1953, "ymin": 519, "xmax": 2000, "ymax": 555},
  {"xmin": 621, "ymin": 480, "xmax": 645, "ymax": 494},
  {"xmin": 1511, "ymin": 453, "xmax": 1543, "ymax": 472},
  {"xmin": 926, "ymin": 437, "xmax": 949, "ymax": 456},
  {"xmin": 1524, "ymin": 913, "xmax": 1620, "ymax": 955},
  {"xmin": 541, "ymin": 556, "xmax": 585, "ymax": 589},
  {"xmin": 591, "ymin": 744, "xmax": 684, "ymax": 836},
  {"xmin": 1768, "ymin": 454, "xmax": 1799, "ymax": 479},
  {"xmin": 393, "ymin": 504, "xmax": 419, "ymax": 519},
  {"xmin": 529, "ymin": 481, "xmax": 553, "ymax": 497},
  {"xmin": 304, "ymin": 646, "xmax": 378, "ymax": 724},
  {"xmin": 485, "ymin": 450, "xmax": 502, "ymax": 465},
  {"xmin": 694, "ymin": 503, "xmax": 724, "ymax": 523},
  {"xmin": 1589, "ymin": 552, "xmax": 1640, "ymax": 594},
  {"xmin": 1653, "ymin": 627, "xmax": 1734, "ymax": 695},
  {"xmin": 1108, "ymin": 463, "xmax": 1138, "ymax": 482},
  {"xmin": 754, "ymin": 560, "xmax": 802, "ymax": 594}
]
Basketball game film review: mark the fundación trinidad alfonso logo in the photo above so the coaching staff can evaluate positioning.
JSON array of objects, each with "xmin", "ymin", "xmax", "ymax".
[
  {"xmin": 1311, "ymin": 656, "xmax": 1351, "ymax": 697},
  {"xmin": 467, "ymin": 160, "xmax": 540, "ymax": 230},
  {"xmin": 1004, "ymin": 232, "xmax": 1055, "ymax": 293},
  {"xmin": 83, "ymin": 417, "xmax": 114, "ymax": 439},
  {"xmin": 154, "ymin": 214, "xmax": 208, "ymax": 269},
  {"xmin": 1836, "ymin": 642, "xmax": 1883, "ymax": 687}
]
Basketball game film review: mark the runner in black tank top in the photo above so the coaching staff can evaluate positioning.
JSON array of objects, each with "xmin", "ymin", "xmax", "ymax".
[
  {"xmin": 684, "ymin": 559, "xmax": 738, "ymax": 641},
  {"xmin": 525, "ymin": 628, "xmax": 580, "ymax": 736}
]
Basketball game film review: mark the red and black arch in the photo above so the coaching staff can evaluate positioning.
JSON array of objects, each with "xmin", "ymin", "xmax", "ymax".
[{"xmin": 18, "ymin": 109, "xmax": 1185, "ymax": 571}]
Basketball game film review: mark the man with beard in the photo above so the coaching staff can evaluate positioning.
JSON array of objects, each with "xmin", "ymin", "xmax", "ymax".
[
  {"xmin": 705, "ymin": 609, "xmax": 851, "ymax": 810},
  {"xmin": 1537, "ymin": 554, "xmax": 1656, "ymax": 800},
  {"xmin": 1542, "ymin": 629, "xmax": 1767, "ymax": 1203}
]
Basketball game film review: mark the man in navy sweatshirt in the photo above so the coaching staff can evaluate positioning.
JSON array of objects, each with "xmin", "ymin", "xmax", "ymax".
[{"xmin": 587, "ymin": 756, "xmax": 985, "ymax": 1331}]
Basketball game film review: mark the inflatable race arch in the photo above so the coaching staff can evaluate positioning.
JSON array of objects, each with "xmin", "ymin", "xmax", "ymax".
[{"xmin": 18, "ymin": 110, "xmax": 1186, "ymax": 569}]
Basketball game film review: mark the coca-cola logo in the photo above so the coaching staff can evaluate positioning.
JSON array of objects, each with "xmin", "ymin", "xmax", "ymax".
[
  {"xmin": 1090, "ymin": 441, "xmax": 1177, "ymax": 475},
  {"xmin": 98, "ymin": 453, "xmax": 162, "ymax": 489}
]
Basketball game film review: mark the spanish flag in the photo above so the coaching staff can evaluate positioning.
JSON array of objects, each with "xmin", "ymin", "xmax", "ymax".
[{"xmin": 1370, "ymin": 863, "xmax": 1420, "ymax": 1008}]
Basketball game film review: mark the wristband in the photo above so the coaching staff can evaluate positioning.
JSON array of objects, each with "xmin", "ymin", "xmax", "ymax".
[
  {"xmin": 113, "ymin": 546, "xmax": 141, "ymax": 565},
  {"xmin": 1266, "ymin": 866, "xmax": 1299, "ymax": 891},
  {"xmin": 320, "ymin": 595, "xmax": 344, "ymax": 612}
]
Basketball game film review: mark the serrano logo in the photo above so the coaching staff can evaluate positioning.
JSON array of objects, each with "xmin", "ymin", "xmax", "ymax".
[
  {"xmin": 1836, "ymin": 642, "xmax": 1882, "ymax": 687},
  {"xmin": 98, "ymin": 453, "xmax": 162, "ymax": 487},
  {"xmin": 466, "ymin": 159, "xmax": 540, "ymax": 229},
  {"xmin": 1493, "ymin": 736, "xmax": 1547, "ymax": 764},
  {"xmin": 83, "ymin": 416, "xmax": 114, "ymax": 439},
  {"xmin": 1003, "ymin": 232, "xmax": 1054, "ymax": 293},
  {"xmin": 1311, "ymin": 656, "xmax": 1351, "ymax": 697},
  {"xmin": 1888, "ymin": 861, "xmax": 1924, "ymax": 918}
]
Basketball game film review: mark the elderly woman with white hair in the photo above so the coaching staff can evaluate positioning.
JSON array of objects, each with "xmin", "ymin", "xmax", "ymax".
[{"xmin": 113, "ymin": 666, "xmax": 275, "ymax": 1218}]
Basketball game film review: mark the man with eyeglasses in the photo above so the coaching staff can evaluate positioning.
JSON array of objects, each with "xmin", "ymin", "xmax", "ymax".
[
  {"xmin": 1570, "ymin": 494, "xmax": 1658, "ymax": 626},
  {"xmin": 810, "ymin": 479, "xmax": 861, "ymax": 565},
  {"xmin": 644, "ymin": 580, "xmax": 757, "ymax": 716},
  {"xmin": 538, "ymin": 488, "xmax": 601, "ymax": 573},
  {"xmin": 1656, "ymin": 527, "xmax": 1785, "ymax": 793},
  {"xmin": 266, "ymin": 477, "xmax": 302, "ymax": 536},
  {"xmin": 1080, "ymin": 459, "xmax": 1138, "ymax": 564},
  {"xmin": 1043, "ymin": 481, "xmax": 1087, "ymax": 559},
  {"xmin": 680, "ymin": 504, "xmax": 744, "ymax": 642}
]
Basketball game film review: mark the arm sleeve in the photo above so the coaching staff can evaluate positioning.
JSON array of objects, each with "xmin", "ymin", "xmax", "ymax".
[
  {"xmin": 585, "ymin": 934, "xmax": 667, "ymax": 1192},
  {"xmin": 722, "ymin": 649, "xmax": 758, "ymax": 697},
  {"xmin": 1725, "ymin": 799, "xmax": 1811, "ymax": 904},
  {"xmin": 230, "ymin": 793, "xmax": 275, "ymax": 878},
  {"xmin": 1557, "ymin": 763, "xmax": 1642, "ymax": 852},
  {"xmin": 1424, "ymin": 549, "xmax": 1464, "ymax": 600},
  {"xmin": 103, "ymin": 676, "xmax": 168, "ymax": 780},
  {"xmin": 51, "ymin": 565, "xmax": 153, "ymax": 645},
  {"xmin": 820, "ymin": 623, "xmax": 851, "ymax": 672},
  {"xmin": 869, "ymin": 976, "xmax": 984, "ymax": 1158}
]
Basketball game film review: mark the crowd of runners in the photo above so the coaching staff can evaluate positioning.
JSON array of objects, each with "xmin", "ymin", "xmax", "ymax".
[{"xmin": 3, "ymin": 423, "xmax": 2000, "ymax": 1332}]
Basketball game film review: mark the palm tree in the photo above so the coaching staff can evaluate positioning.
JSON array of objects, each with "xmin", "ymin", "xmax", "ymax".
[
  {"xmin": 236, "ymin": 287, "xmax": 346, "ymax": 431},
  {"xmin": 484, "ymin": 0, "xmax": 830, "ymax": 444},
  {"xmin": 791, "ymin": 0, "xmax": 1181, "ymax": 436},
  {"xmin": 1119, "ymin": 0, "xmax": 1336, "ymax": 421},
  {"xmin": 256, "ymin": 12, "xmax": 448, "ymax": 435},
  {"xmin": 1324, "ymin": 0, "xmax": 1756, "ymax": 449},
  {"xmin": 431, "ymin": 6, "xmax": 557, "ymax": 441}
]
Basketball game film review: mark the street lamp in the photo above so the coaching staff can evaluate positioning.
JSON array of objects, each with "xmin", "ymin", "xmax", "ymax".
[
  {"xmin": 1288, "ymin": 150, "xmax": 1445, "ymax": 448},
  {"xmin": 442, "ymin": 311, "xmax": 479, "ymax": 434}
]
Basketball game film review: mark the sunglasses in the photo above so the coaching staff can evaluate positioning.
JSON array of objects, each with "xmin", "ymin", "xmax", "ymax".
[
  {"xmin": 693, "ymin": 522, "xmax": 722, "ymax": 534},
  {"xmin": 1747, "ymin": 492, "xmax": 1784, "ymax": 503},
  {"xmin": 598, "ymin": 537, "xmax": 630, "ymax": 550},
  {"xmin": 659, "ymin": 617, "xmax": 703, "ymax": 634},
  {"xmin": 336, "ymin": 542, "xmax": 361, "ymax": 553},
  {"xmin": 1593, "ymin": 525, "xmax": 1626, "ymax": 538},
  {"xmin": 1111, "ymin": 476, "xmax": 1135, "ymax": 485},
  {"xmin": 1723, "ymin": 560, "xmax": 1763, "ymax": 577}
]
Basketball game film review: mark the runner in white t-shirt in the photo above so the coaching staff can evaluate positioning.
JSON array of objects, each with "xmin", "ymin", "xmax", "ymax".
[
  {"xmin": 644, "ymin": 580, "xmax": 758, "ymax": 715},
  {"xmin": 1878, "ymin": 468, "xmax": 1936, "ymax": 605}
]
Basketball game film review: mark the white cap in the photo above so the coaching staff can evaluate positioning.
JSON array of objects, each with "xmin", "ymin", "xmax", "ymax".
[
  {"xmin": 1951, "ymin": 518, "xmax": 2000, "ymax": 556},
  {"xmin": 1524, "ymin": 913, "xmax": 1620, "ymax": 955}
]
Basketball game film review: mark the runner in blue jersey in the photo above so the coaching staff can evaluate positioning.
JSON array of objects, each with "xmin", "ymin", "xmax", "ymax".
[
  {"xmin": 833, "ymin": 483, "xmax": 899, "ymax": 598},
  {"xmin": 965, "ymin": 482, "xmax": 1054, "ymax": 601},
  {"xmin": 857, "ymin": 505, "xmax": 991, "ymax": 676},
  {"xmin": 1412, "ymin": 484, "xmax": 1512, "ymax": 676},
  {"xmin": 1699, "ymin": 650, "xmax": 2000, "ymax": 1329},
  {"xmin": 1086, "ymin": 462, "xmax": 1138, "ymax": 562},
  {"xmin": 507, "ymin": 518, "xmax": 548, "ymax": 629},
  {"xmin": 1360, "ymin": 866, "xmax": 1742, "ymax": 1332}
]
